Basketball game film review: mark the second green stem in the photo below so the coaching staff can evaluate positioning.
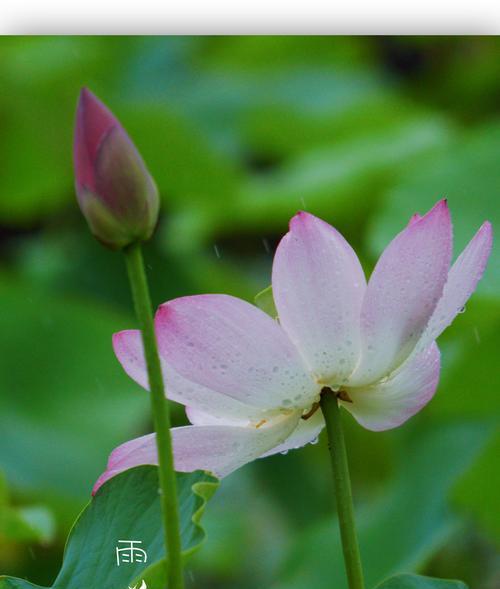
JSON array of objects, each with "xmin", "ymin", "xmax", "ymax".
[
  {"xmin": 124, "ymin": 243, "xmax": 184, "ymax": 589},
  {"xmin": 320, "ymin": 390, "xmax": 365, "ymax": 589}
]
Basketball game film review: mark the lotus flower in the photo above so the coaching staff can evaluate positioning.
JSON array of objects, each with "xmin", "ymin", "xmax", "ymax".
[
  {"xmin": 94, "ymin": 201, "xmax": 492, "ymax": 492},
  {"xmin": 74, "ymin": 88, "xmax": 159, "ymax": 249}
]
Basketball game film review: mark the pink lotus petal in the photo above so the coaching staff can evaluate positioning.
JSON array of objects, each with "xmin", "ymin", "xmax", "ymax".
[
  {"xmin": 415, "ymin": 221, "xmax": 493, "ymax": 354},
  {"xmin": 342, "ymin": 342, "xmax": 441, "ymax": 431},
  {"xmin": 113, "ymin": 330, "xmax": 266, "ymax": 423},
  {"xmin": 93, "ymin": 125, "xmax": 157, "ymax": 218},
  {"xmin": 260, "ymin": 409, "xmax": 324, "ymax": 457},
  {"xmin": 74, "ymin": 88, "xmax": 118, "ymax": 192},
  {"xmin": 351, "ymin": 200, "xmax": 452, "ymax": 385},
  {"xmin": 93, "ymin": 412, "xmax": 301, "ymax": 493},
  {"xmin": 155, "ymin": 295, "xmax": 319, "ymax": 411},
  {"xmin": 272, "ymin": 212, "xmax": 366, "ymax": 383}
]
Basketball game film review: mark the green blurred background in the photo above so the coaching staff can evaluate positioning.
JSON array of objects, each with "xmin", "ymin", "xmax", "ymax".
[{"xmin": 0, "ymin": 36, "xmax": 499, "ymax": 588}]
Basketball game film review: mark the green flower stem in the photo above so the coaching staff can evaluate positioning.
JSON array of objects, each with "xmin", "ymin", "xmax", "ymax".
[
  {"xmin": 320, "ymin": 390, "xmax": 365, "ymax": 589},
  {"xmin": 124, "ymin": 243, "xmax": 184, "ymax": 589}
]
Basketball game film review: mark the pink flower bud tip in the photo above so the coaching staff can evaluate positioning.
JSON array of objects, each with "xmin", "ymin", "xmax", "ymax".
[{"xmin": 73, "ymin": 88, "xmax": 159, "ymax": 249}]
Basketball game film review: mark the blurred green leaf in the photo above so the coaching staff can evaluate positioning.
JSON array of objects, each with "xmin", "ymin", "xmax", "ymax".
[
  {"xmin": 0, "ymin": 466, "xmax": 218, "ymax": 589},
  {"xmin": 375, "ymin": 573, "xmax": 467, "ymax": 589},
  {"xmin": 430, "ymin": 300, "xmax": 500, "ymax": 418},
  {"xmin": 121, "ymin": 103, "xmax": 242, "ymax": 210},
  {"xmin": 204, "ymin": 37, "xmax": 373, "ymax": 71},
  {"xmin": 167, "ymin": 113, "xmax": 452, "ymax": 251},
  {"xmin": 453, "ymin": 432, "xmax": 500, "ymax": 546},
  {"xmin": 0, "ymin": 37, "xmax": 127, "ymax": 225},
  {"xmin": 369, "ymin": 123, "xmax": 500, "ymax": 296},
  {"xmin": 273, "ymin": 421, "xmax": 492, "ymax": 589},
  {"xmin": 242, "ymin": 95, "xmax": 448, "ymax": 158},
  {"xmin": 399, "ymin": 37, "xmax": 500, "ymax": 117},
  {"xmin": 233, "ymin": 116, "xmax": 451, "ymax": 232},
  {"xmin": 424, "ymin": 301, "xmax": 500, "ymax": 547},
  {"xmin": 0, "ymin": 277, "xmax": 149, "ymax": 507},
  {"xmin": 0, "ymin": 101, "xmax": 72, "ymax": 224},
  {"xmin": 0, "ymin": 473, "xmax": 54, "ymax": 544}
]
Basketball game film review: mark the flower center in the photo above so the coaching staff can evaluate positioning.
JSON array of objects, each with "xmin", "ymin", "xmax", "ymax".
[{"xmin": 300, "ymin": 387, "xmax": 353, "ymax": 421}]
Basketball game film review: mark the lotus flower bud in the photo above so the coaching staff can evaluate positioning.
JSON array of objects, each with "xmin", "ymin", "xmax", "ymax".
[{"xmin": 73, "ymin": 88, "xmax": 159, "ymax": 249}]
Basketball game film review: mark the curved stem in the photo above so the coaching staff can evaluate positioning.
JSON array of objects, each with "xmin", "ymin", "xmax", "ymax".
[
  {"xmin": 320, "ymin": 390, "xmax": 365, "ymax": 589},
  {"xmin": 124, "ymin": 243, "xmax": 184, "ymax": 589}
]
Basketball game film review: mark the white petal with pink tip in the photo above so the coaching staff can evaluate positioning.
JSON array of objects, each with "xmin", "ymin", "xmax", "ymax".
[
  {"xmin": 351, "ymin": 200, "xmax": 452, "ymax": 386},
  {"xmin": 273, "ymin": 212, "xmax": 366, "ymax": 383}
]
